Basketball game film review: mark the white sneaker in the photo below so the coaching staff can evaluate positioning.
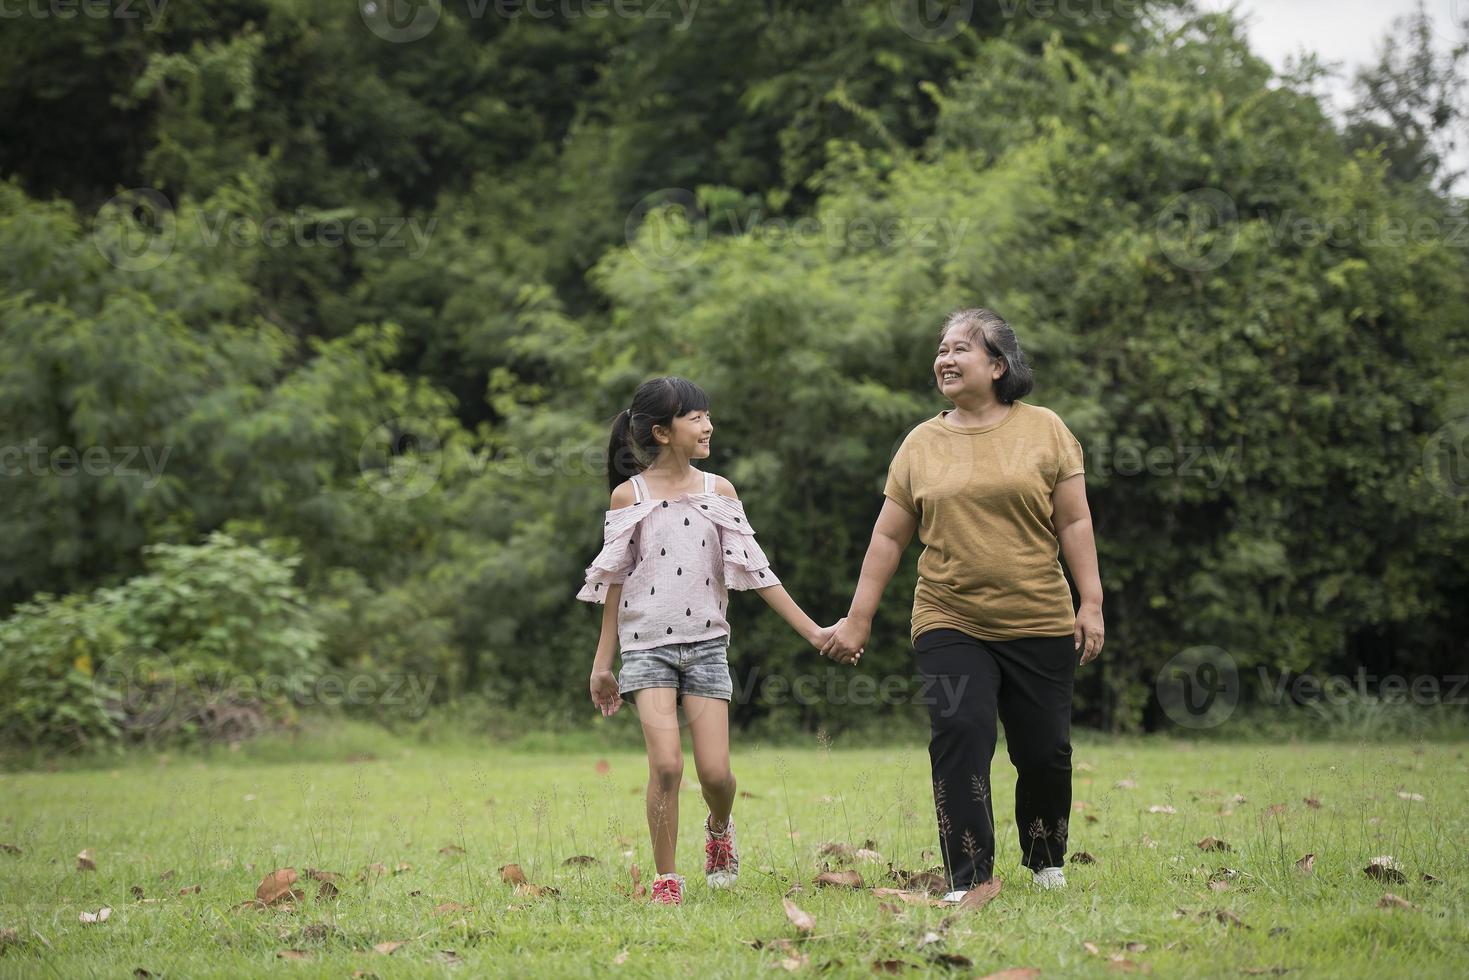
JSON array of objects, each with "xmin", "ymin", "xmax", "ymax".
[
  {"xmin": 1031, "ymin": 866, "xmax": 1066, "ymax": 889},
  {"xmin": 941, "ymin": 889, "xmax": 968, "ymax": 903}
]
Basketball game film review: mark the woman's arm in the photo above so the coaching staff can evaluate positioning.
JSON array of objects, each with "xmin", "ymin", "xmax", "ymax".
[
  {"xmin": 1052, "ymin": 473, "xmax": 1104, "ymax": 665},
  {"xmin": 821, "ymin": 498, "xmax": 919, "ymax": 662}
]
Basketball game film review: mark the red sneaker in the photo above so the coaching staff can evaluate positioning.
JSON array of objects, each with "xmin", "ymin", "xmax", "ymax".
[
  {"xmin": 651, "ymin": 873, "xmax": 685, "ymax": 905},
  {"xmin": 704, "ymin": 813, "xmax": 739, "ymax": 889}
]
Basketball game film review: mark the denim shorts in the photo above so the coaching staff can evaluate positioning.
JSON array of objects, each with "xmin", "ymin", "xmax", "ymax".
[{"xmin": 618, "ymin": 635, "xmax": 733, "ymax": 703}]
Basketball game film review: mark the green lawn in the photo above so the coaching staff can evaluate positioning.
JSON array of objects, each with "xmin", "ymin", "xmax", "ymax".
[{"xmin": 1, "ymin": 729, "xmax": 1466, "ymax": 978}]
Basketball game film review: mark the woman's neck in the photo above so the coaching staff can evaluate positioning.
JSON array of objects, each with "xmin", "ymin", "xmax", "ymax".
[{"xmin": 945, "ymin": 394, "xmax": 1010, "ymax": 428}]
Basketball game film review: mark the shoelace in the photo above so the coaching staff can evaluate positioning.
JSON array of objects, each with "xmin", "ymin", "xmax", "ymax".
[
  {"xmin": 705, "ymin": 834, "xmax": 735, "ymax": 871},
  {"xmin": 651, "ymin": 877, "xmax": 681, "ymax": 902}
]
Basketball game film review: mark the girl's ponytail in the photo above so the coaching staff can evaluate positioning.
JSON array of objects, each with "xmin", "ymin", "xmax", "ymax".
[{"xmin": 607, "ymin": 407, "xmax": 638, "ymax": 493}]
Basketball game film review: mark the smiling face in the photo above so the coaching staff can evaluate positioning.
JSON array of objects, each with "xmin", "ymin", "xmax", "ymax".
[
  {"xmin": 652, "ymin": 408, "xmax": 713, "ymax": 460},
  {"xmin": 935, "ymin": 323, "xmax": 1004, "ymax": 402}
]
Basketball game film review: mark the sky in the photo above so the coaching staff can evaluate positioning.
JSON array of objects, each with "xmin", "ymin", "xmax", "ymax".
[
  {"xmin": 1199, "ymin": 0, "xmax": 1467, "ymax": 180},
  {"xmin": 1207, "ymin": 0, "xmax": 1463, "ymax": 108}
]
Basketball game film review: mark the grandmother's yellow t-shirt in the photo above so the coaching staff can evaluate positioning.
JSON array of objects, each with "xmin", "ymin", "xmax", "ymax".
[{"xmin": 883, "ymin": 400, "xmax": 1085, "ymax": 644}]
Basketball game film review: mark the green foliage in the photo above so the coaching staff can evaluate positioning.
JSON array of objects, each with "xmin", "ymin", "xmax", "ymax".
[{"xmin": 0, "ymin": 533, "xmax": 323, "ymax": 750}]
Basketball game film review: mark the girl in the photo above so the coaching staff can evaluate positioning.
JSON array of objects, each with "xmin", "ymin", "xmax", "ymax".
[{"xmin": 577, "ymin": 376, "xmax": 856, "ymax": 906}]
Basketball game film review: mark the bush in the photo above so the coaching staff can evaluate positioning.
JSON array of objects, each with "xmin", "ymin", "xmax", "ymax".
[{"xmin": 0, "ymin": 533, "xmax": 323, "ymax": 750}]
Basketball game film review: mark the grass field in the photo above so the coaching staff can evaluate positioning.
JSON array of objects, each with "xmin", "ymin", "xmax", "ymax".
[{"xmin": 1, "ymin": 726, "xmax": 1466, "ymax": 978}]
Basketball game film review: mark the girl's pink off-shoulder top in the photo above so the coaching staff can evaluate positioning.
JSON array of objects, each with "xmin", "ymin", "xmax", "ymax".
[{"xmin": 576, "ymin": 470, "xmax": 781, "ymax": 652}]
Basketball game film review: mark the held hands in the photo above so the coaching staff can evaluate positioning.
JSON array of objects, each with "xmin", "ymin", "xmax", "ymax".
[
  {"xmin": 590, "ymin": 668, "xmax": 622, "ymax": 717},
  {"xmin": 818, "ymin": 616, "xmax": 867, "ymax": 665}
]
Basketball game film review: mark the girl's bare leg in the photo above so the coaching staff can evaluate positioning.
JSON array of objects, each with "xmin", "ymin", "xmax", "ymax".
[
  {"xmin": 635, "ymin": 687, "xmax": 683, "ymax": 874},
  {"xmin": 685, "ymin": 696, "xmax": 736, "ymax": 832}
]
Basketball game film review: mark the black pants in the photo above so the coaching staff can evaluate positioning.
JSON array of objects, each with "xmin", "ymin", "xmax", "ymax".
[{"xmin": 914, "ymin": 628, "xmax": 1076, "ymax": 889}]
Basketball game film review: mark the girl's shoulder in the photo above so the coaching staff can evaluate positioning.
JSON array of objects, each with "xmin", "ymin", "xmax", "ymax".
[
  {"xmin": 610, "ymin": 480, "xmax": 638, "ymax": 509},
  {"xmin": 708, "ymin": 472, "xmax": 738, "ymax": 499}
]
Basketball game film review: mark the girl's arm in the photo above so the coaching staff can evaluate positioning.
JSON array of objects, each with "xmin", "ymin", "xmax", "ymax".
[
  {"xmin": 713, "ymin": 474, "xmax": 838, "ymax": 652},
  {"xmin": 590, "ymin": 481, "xmax": 637, "ymax": 715},
  {"xmin": 753, "ymin": 584, "xmax": 826, "ymax": 647},
  {"xmin": 592, "ymin": 581, "xmax": 623, "ymax": 673},
  {"xmin": 589, "ymin": 582, "xmax": 624, "ymax": 716}
]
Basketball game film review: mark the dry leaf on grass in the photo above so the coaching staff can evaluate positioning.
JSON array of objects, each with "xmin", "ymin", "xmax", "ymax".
[
  {"xmin": 373, "ymin": 940, "xmax": 408, "ymax": 955},
  {"xmin": 814, "ymin": 869, "xmax": 862, "ymax": 889},
  {"xmin": 499, "ymin": 863, "xmax": 527, "ymax": 885},
  {"xmin": 434, "ymin": 902, "xmax": 467, "ymax": 916},
  {"xmin": 513, "ymin": 882, "xmax": 558, "ymax": 899},
  {"xmin": 978, "ymin": 970, "xmax": 1041, "ymax": 980},
  {"xmin": 256, "ymin": 868, "xmax": 300, "ymax": 905},
  {"xmin": 1303, "ymin": 797, "xmax": 1322, "ymax": 809},
  {"xmin": 276, "ymin": 950, "xmax": 310, "ymax": 960},
  {"xmin": 871, "ymin": 888, "xmax": 946, "ymax": 908},
  {"xmin": 1214, "ymin": 909, "xmax": 1249, "ymax": 928},
  {"xmin": 955, "ymin": 877, "xmax": 1001, "ymax": 911},
  {"xmin": 178, "ymin": 884, "xmax": 201, "ymax": 895},
  {"xmin": 818, "ymin": 841, "xmax": 855, "ymax": 860},
  {"xmin": 317, "ymin": 881, "xmax": 339, "ymax": 902},
  {"xmin": 563, "ymin": 855, "xmax": 598, "ymax": 867},
  {"xmin": 76, "ymin": 849, "xmax": 97, "ymax": 871},
  {"xmin": 1396, "ymin": 792, "xmax": 1425, "ymax": 802},
  {"xmin": 1296, "ymin": 853, "xmax": 1316, "ymax": 875},
  {"xmin": 439, "ymin": 844, "xmax": 466, "ymax": 856},
  {"xmin": 304, "ymin": 868, "xmax": 343, "ymax": 883},
  {"xmin": 1365, "ymin": 858, "xmax": 1407, "ymax": 884},
  {"xmin": 1147, "ymin": 805, "xmax": 1176, "ymax": 814},
  {"xmin": 782, "ymin": 897, "xmax": 814, "ymax": 934},
  {"xmin": 594, "ymin": 759, "xmax": 610, "ymax": 775},
  {"xmin": 1115, "ymin": 779, "xmax": 1137, "ymax": 789},
  {"xmin": 0, "ymin": 843, "xmax": 21, "ymax": 855},
  {"xmin": 78, "ymin": 906, "xmax": 111, "ymax": 924},
  {"xmin": 1377, "ymin": 893, "xmax": 1418, "ymax": 910},
  {"xmin": 888, "ymin": 866, "xmax": 947, "ymax": 894},
  {"xmin": 1196, "ymin": 837, "xmax": 1231, "ymax": 852},
  {"xmin": 1070, "ymin": 851, "xmax": 1098, "ymax": 864},
  {"xmin": 1107, "ymin": 955, "xmax": 1151, "ymax": 973}
]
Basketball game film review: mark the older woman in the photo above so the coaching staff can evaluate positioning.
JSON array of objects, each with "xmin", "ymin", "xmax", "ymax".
[{"xmin": 822, "ymin": 307, "xmax": 1103, "ymax": 900}]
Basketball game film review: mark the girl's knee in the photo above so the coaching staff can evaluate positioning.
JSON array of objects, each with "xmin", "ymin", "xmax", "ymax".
[
  {"xmin": 649, "ymin": 756, "xmax": 684, "ymax": 792},
  {"xmin": 697, "ymin": 765, "xmax": 735, "ymax": 794}
]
